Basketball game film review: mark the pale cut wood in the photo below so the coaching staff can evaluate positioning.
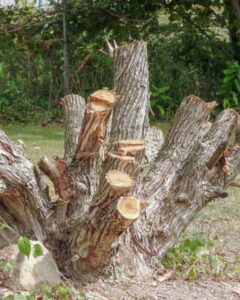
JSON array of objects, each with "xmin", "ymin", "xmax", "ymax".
[
  {"xmin": 115, "ymin": 140, "xmax": 145, "ymax": 153},
  {"xmin": 117, "ymin": 196, "xmax": 140, "ymax": 220},
  {"xmin": 38, "ymin": 156, "xmax": 59, "ymax": 194},
  {"xmin": 105, "ymin": 170, "xmax": 134, "ymax": 191},
  {"xmin": 116, "ymin": 140, "xmax": 145, "ymax": 147},
  {"xmin": 90, "ymin": 154, "xmax": 137, "ymax": 212},
  {"xmin": 75, "ymin": 90, "xmax": 116, "ymax": 156},
  {"xmin": 69, "ymin": 138, "xmax": 144, "ymax": 274},
  {"xmin": 38, "ymin": 155, "xmax": 69, "ymax": 202},
  {"xmin": 107, "ymin": 153, "xmax": 135, "ymax": 163},
  {"xmin": 90, "ymin": 89, "xmax": 116, "ymax": 112}
]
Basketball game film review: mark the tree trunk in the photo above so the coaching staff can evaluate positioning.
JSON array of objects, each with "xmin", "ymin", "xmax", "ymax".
[{"xmin": 0, "ymin": 40, "xmax": 240, "ymax": 281}]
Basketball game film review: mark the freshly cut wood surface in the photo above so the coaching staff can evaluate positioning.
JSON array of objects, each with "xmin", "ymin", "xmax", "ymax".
[
  {"xmin": 105, "ymin": 170, "xmax": 134, "ymax": 189},
  {"xmin": 90, "ymin": 90, "xmax": 116, "ymax": 112},
  {"xmin": 117, "ymin": 196, "xmax": 140, "ymax": 220},
  {"xmin": 116, "ymin": 140, "xmax": 145, "ymax": 151}
]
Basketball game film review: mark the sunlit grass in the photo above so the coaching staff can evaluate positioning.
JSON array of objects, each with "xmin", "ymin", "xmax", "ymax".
[
  {"xmin": 1, "ymin": 123, "xmax": 171, "ymax": 165},
  {"xmin": 1, "ymin": 124, "xmax": 64, "ymax": 165}
]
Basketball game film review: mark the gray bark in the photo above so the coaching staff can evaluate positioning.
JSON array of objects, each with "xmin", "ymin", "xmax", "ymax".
[
  {"xmin": 62, "ymin": 94, "xmax": 85, "ymax": 164},
  {"xmin": 110, "ymin": 41, "xmax": 149, "ymax": 143}
]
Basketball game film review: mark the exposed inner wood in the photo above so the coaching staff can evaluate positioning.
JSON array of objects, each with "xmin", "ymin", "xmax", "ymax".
[
  {"xmin": 38, "ymin": 155, "xmax": 59, "ymax": 193},
  {"xmin": 38, "ymin": 155, "xmax": 69, "ymax": 202},
  {"xmin": 115, "ymin": 140, "xmax": 145, "ymax": 153},
  {"xmin": 90, "ymin": 90, "xmax": 116, "ymax": 106},
  {"xmin": 90, "ymin": 90, "xmax": 116, "ymax": 112},
  {"xmin": 107, "ymin": 153, "xmax": 135, "ymax": 163},
  {"xmin": 68, "ymin": 41, "xmax": 151, "ymax": 274},
  {"xmin": 67, "ymin": 89, "xmax": 117, "ymax": 220},
  {"xmin": 105, "ymin": 170, "xmax": 134, "ymax": 191},
  {"xmin": 69, "ymin": 195, "xmax": 141, "ymax": 274},
  {"xmin": 75, "ymin": 90, "xmax": 116, "ymax": 156},
  {"xmin": 117, "ymin": 196, "xmax": 140, "ymax": 220}
]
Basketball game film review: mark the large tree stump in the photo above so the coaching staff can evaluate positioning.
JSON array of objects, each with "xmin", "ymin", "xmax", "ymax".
[{"xmin": 0, "ymin": 40, "xmax": 240, "ymax": 280}]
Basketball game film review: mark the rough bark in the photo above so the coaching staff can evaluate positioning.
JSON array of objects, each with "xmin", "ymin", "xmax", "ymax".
[
  {"xmin": 61, "ymin": 94, "xmax": 85, "ymax": 164},
  {"xmin": 145, "ymin": 126, "xmax": 165, "ymax": 162},
  {"xmin": 110, "ymin": 40, "xmax": 149, "ymax": 143},
  {"xmin": 115, "ymin": 100, "xmax": 238, "ymax": 275},
  {"xmin": 0, "ymin": 130, "xmax": 51, "ymax": 241},
  {"xmin": 66, "ymin": 41, "xmax": 150, "ymax": 275},
  {"xmin": 0, "ymin": 40, "xmax": 240, "ymax": 282},
  {"xmin": 68, "ymin": 196, "xmax": 140, "ymax": 274},
  {"xmin": 68, "ymin": 139, "xmax": 144, "ymax": 275}
]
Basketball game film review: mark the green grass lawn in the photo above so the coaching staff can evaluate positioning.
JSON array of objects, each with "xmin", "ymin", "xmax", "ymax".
[{"xmin": 2, "ymin": 124, "xmax": 64, "ymax": 165}]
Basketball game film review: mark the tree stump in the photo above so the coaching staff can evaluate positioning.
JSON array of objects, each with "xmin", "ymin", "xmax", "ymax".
[{"xmin": 0, "ymin": 40, "xmax": 240, "ymax": 280}]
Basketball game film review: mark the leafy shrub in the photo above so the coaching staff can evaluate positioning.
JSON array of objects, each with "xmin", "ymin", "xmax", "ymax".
[
  {"xmin": 150, "ymin": 83, "xmax": 171, "ymax": 120},
  {"xmin": 162, "ymin": 234, "xmax": 227, "ymax": 280},
  {"xmin": 17, "ymin": 236, "xmax": 43, "ymax": 258},
  {"xmin": 217, "ymin": 61, "xmax": 240, "ymax": 110},
  {"xmin": 2, "ymin": 284, "xmax": 84, "ymax": 300}
]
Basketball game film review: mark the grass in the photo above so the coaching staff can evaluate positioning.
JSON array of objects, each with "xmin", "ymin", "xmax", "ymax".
[{"xmin": 2, "ymin": 124, "xmax": 64, "ymax": 165}]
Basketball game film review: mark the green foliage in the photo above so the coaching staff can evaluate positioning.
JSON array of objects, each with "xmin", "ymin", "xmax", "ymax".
[
  {"xmin": 231, "ymin": 253, "xmax": 240, "ymax": 278},
  {"xmin": 2, "ymin": 284, "xmax": 85, "ymax": 300},
  {"xmin": 17, "ymin": 237, "xmax": 43, "ymax": 258},
  {"xmin": 162, "ymin": 234, "xmax": 227, "ymax": 280},
  {"xmin": 150, "ymin": 83, "xmax": 171, "ymax": 119},
  {"xmin": 0, "ymin": 223, "xmax": 6, "ymax": 230},
  {"xmin": 0, "ymin": 1, "xmax": 239, "ymax": 122},
  {"xmin": 17, "ymin": 236, "xmax": 31, "ymax": 258},
  {"xmin": 0, "ymin": 258, "xmax": 16, "ymax": 273},
  {"xmin": 33, "ymin": 243, "xmax": 43, "ymax": 258},
  {"xmin": 217, "ymin": 61, "xmax": 240, "ymax": 110}
]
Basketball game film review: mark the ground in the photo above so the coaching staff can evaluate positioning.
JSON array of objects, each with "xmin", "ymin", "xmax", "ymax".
[{"xmin": 1, "ymin": 123, "xmax": 240, "ymax": 299}]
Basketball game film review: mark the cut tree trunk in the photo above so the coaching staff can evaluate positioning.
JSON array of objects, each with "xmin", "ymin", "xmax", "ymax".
[{"xmin": 0, "ymin": 40, "xmax": 240, "ymax": 281}]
